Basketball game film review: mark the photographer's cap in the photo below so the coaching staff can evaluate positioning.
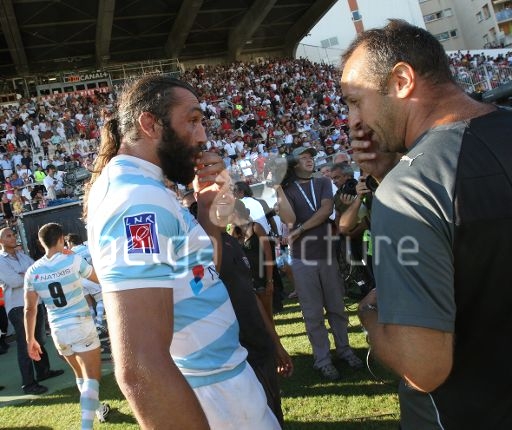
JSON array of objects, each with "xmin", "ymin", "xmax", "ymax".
[{"xmin": 292, "ymin": 147, "xmax": 317, "ymax": 158}]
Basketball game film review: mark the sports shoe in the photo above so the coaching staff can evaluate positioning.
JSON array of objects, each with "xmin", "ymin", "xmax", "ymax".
[
  {"xmin": 23, "ymin": 382, "xmax": 48, "ymax": 395},
  {"xmin": 318, "ymin": 363, "xmax": 341, "ymax": 381},
  {"xmin": 340, "ymin": 352, "xmax": 364, "ymax": 369},
  {"xmin": 96, "ymin": 403, "xmax": 110, "ymax": 423}
]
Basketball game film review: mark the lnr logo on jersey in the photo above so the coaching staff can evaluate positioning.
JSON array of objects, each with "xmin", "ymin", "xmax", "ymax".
[{"xmin": 124, "ymin": 213, "xmax": 160, "ymax": 254}]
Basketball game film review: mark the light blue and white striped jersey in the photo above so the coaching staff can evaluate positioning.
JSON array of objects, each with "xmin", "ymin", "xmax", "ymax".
[
  {"xmin": 71, "ymin": 243, "xmax": 101, "ymax": 296},
  {"xmin": 25, "ymin": 253, "xmax": 93, "ymax": 329},
  {"xmin": 71, "ymin": 243, "xmax": 92, "ymax": 264},
  {"xmin": 86, "ymin": 155, "xmax": 247, "ymax": 388}
]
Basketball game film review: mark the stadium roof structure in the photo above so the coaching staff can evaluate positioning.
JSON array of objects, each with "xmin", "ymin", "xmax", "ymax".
[{"xmin": 0, "ymin": 0, "xmax": 337, "ymax": 78}]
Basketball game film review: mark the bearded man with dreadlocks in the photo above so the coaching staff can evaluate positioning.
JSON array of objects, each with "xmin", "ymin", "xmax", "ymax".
[{"xmin": 84, "ymin": 76, "xmax": 281, "ymax": 430}]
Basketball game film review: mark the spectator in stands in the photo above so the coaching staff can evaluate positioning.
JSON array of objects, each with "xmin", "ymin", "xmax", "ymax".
[
  {"xmin": 43, "ymin": 165, "xmax": 64, "ymax": 200},
  {"xmin": 18, "ymin": 164, "xmax": 32, "ymax": 180},
  {"xmin": 10, "ymin": 189, "xmax": 27, "ymax": 216},
  {"xmin": 3, "ymin": 176, "xmax": 14, "ymax": 200},
  {"xmin": 31, "ymin": 189, "xmax": 47, "ymax": 209},
  {"xmin": 15, "ymin": 127, "xmax": 30, "ymax": 149},
  {"xmin": 1, "ymin": 194, "xmax": 15, "ymax": 226},
  {"xmin": 29, "ymin": 125, "xmax": 41, "ymax": 151},
  {"xmin": 12, "ymin": 150, "xmax": 23, "ymax": 168},
  {"xmin": 9, "ymin": 172, "xmax": 24, "ymax": 189},
  {"xmin": 33, "ymin": 164, "xmax": 46, "ymax": 185},
  {"xmin": 0, "ymin": 154, "xmax": 13, "ymax": 179},
  {"xmin": 21, "ymin": 184, "xmax": 33, "ymax": 209},
  {"xmin": 20, "ymin": 150, "xmax": 32, "ymax": 171}
]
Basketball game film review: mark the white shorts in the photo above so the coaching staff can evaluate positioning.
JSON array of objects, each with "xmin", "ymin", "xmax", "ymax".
[
  {"xmin": 194, "ymin": 363, "xmax": 281, "ymax": 430},
  {"xmin": 51, "ymin": 317, "xmax": 101, "ymax": 356}
]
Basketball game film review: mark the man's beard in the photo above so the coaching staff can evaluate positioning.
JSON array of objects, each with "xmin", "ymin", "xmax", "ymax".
[{"xmin": 157, "ymin": 122, "xmax": 200, "ymax": 185}]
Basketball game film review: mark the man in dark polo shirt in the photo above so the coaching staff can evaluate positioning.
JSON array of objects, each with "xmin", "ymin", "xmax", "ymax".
[{"xmin": 275, "ymin": 147, "xmax": 362, "ymax": 380}]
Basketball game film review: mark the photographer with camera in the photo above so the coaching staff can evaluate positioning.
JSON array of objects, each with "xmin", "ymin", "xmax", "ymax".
[
  {"xmin": 275, "ymin": 147, "xmax": 362, "ymax": 380},
  {"xmin": 330, "ymin": 163, "xmax": 374, "ymax": 298},
  {"xmin": 42, "ymin": 165, "xmax": 65, "ymax": 200}
]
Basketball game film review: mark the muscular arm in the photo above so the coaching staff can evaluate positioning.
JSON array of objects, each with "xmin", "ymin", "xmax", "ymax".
[
  {"xmin": 0, "ymin": 260, "xmax": 25, "ymax": 290},
  {"xmin": 300, "ymin": 198, "xmax": 333, "ymax": 231},
  {"xmin": 338, "ymin": 196, "xmax": 364, "ymax": 236},
  {"xmin": 255, "ymin": 293, "xmax": 293, "ymax": 377},
  {"xmin": 287, "ymin": 197, "xmax": 334, "ymax": 243},
  {"xmin": 339, "ymin": 178, "xmax": 371, "ymax": 237},
  {"xmin": 86, "ymin": 268, "xmax": 100, "ymax": 284},
  {"xmin": 24, "ymin": 290, "xmax": 43, "ymax": 361},
  {"xmin": 359, "ymin": 304, "xmax": 453, "ymax": 392},
  {"xmin": 274, "ymin": 186, "xmax": 295, "ymax": 225},
  {"xmin": 103, "ymin": 288, "xmax": 210, "ymax": 430}
]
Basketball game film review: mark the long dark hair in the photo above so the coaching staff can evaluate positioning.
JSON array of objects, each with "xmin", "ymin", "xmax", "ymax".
[{"xmin": 83, "ymin": 75, "xmax": 197, "ymax": 218}]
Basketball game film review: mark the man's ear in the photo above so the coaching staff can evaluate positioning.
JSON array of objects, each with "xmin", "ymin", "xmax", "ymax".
[
  {"xmin": 389, "ymin": 62, "xmax": 415, "ymax": 99},
  {"xmin": 137, "ymin": 112, "xmax": 161, "ymax": 140}
]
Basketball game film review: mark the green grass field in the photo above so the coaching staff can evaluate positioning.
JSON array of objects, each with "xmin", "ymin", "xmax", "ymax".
[{"xmin": 0, "ymin": 299, "xmax": 400, "ymax": 429}]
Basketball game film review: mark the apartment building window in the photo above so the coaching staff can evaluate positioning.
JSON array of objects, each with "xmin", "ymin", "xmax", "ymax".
[
  {"xmin": 424, "ymin": 9, "xmax": 453, "ymax": 22},
  {"xmin": 482, "ymin": 4, "xmax": 490, "ymax": 20},
  {"xmin": 476, "ymin": 11, "xmax": 483, "ymax": 22},
  {"xmin": 435, "ymin": 29, "xmax": 458, "ymax": 41}
]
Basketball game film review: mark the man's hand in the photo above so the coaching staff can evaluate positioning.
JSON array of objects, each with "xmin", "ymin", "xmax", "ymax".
[
  {"xmin": 350, "ymin": 131, "xmax": 401, "ymax": 181},
  {"xmin": 194, "ymin": 151, "xmax": 225, "ymax": 190},
  {"xmin": 276, "ymin": 344, "xmax": 294, "ymax": 378},
  {"xmin": 287, "ymin": 227, "xmax": 302, "ymax": 244},
  {"xmin": 350, "ymin": 131, "xmax": 380, "ymax": 176},
  {"xmin": 27, "ymin": 339, "xmax": 42, "ymax": 361},
  {"xmin": 339, "ymin": 193, "xmax": 357, "ymax": 206},
  {"xmin": 356, "ymin": 176, "xmax": 372, "ymax": 199},
  {"xmin": 357, "ymin": 288, "xmax": 378, "ymax": 332}
]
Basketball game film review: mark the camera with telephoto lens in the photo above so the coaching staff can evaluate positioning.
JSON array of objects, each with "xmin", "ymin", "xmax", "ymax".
[
  {"xmin": 360, "ymin": 175, "xmax": 379, "ymax": 212},
  {"xmin": 340, "ymin": 178, "xmax": 358, "ymax": 196},
  {"xmin": 365, "ymin": 175, "xmax": 379, "ymax": 193}
]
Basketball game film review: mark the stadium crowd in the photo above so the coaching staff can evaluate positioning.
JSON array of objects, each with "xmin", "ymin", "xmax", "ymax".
[
  {"xmin": 1, "ymin": 19, "xmax": 511, "ymax": 427},
  {"xmin": 1, "ymin": 57, "xmax": 356, "ymax": 227}
]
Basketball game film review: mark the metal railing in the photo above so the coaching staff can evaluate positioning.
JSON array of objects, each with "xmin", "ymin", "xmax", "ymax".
[{"xmin": 453, "ymin": 64, "xmax": 512, "ymax": 93}]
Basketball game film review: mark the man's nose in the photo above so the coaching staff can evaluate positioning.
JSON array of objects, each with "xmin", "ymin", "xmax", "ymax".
[{"xmin": 348, "ymin": 110, "xmax": 362, "ymax": 131}]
